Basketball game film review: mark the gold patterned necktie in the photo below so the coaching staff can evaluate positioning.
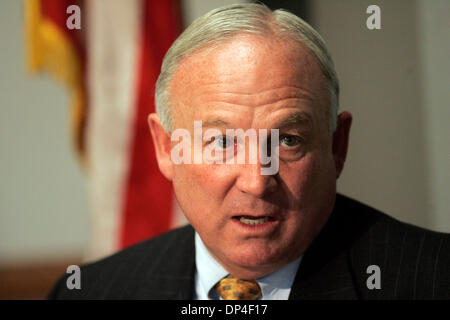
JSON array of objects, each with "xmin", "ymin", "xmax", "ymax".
[{"xmin": 214, "ymin": 274, "xmax": 262, "ymax": 300}]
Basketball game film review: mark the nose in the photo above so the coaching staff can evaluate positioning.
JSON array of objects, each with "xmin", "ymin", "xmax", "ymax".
[{"xmin": 235, "ymin": 162, "xmax": 278, "ymax": 198}]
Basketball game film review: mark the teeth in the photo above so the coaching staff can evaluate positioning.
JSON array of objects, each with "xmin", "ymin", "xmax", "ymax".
[{"xmin": 239, "ymin": 216, "xmax": 270, "ymax": 225}]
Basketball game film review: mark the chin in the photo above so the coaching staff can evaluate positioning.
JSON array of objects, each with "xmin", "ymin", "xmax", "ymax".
[{"xmin": 229, "ymin": 244, "xmax": 290, "ymax": 271}]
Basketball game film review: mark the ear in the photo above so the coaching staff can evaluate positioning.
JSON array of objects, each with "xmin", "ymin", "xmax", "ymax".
[
  {"xmin": 332, "ymin": 111, "xmax": 352, "ymax": 179},
  {"xmin": 148, "ymin": 113, "xmax": 173, "ymax": 181}
]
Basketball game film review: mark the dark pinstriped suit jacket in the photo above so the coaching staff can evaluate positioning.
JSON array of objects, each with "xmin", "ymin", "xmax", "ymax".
[{"xmin": 49, "ymin": 194, "xmax": 449, "ymax": 299}]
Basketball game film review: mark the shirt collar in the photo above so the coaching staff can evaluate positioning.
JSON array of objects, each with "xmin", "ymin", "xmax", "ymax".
[
  {"xmin": 195, "ymin": 232, "xmax": 229, "ymax": 299},
  {"xmin": 195, "ymin": 232, "xmax": 302, "ymax": 299}
]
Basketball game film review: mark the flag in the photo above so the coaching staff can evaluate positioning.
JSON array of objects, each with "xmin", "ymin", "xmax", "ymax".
[
  {"xmin": 25, "ymin": 0, "xmax": 87, "ymax": 160},
  {"xmin": 25, "ymin": 0, "xmax": 186, "ymax": 260}
]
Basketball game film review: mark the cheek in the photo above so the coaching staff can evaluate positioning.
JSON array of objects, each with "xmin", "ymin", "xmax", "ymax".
[
  {"xmin": 172, "ymin": 164, "xmax": 236, "ymax": 220},
  {"xmin": 189, "ymin": 164, "xmax": 237, "ymax": 197},
  {"xmin": 277, "ymin": 152, "xmax": 336, "ymax": 247},
  {"xmin": 279, "ymin": 150, "xmax": 335, "ymax": 206},
  {"xmin": 279, "ymin": 156, "xmax": 315, "ymax": 196}
]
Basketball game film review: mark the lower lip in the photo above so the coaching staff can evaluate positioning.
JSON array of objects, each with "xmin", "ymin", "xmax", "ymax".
[{"xmin": 230, "ymin": 217, "xmax": 279, "ymax": 235}]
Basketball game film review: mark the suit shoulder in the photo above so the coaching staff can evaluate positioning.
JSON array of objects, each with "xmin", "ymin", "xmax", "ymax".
[
  {"xmin": 48, "ymin": 225, "xmax": 195, "ymax": 299},
  {"xmin": 82, "ymin": 225, "xmax": 194, "ymax": 273},
  {"xmin": 338, "ymin": 195, "xmax": 450, "ymax": 299},
  {"xmin": 341, "ymin": 194, "xmax": 449, "ymax": 244}
]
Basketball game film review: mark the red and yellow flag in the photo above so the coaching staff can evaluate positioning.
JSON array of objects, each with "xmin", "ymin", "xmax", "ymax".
[
  {"xmin": 25, "ymin": 0, "xmax": 185, "ymax": 260},
  {"xmin": 26, "ymin": 0, "xmax": 87, "ymax": 160}
]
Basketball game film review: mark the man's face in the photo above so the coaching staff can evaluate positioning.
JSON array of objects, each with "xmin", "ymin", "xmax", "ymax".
[{"xmin": 153, "ymin": 35, "xmax": 347, "ymax": 279}]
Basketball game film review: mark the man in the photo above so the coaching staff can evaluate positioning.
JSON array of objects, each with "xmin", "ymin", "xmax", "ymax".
[{"xmin": 49, "ymin": 4, "xmax": 449, "ymax": 299}]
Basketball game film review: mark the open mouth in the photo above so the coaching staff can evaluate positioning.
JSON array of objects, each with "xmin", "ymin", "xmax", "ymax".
[{"xmin": 233, "ymin": 216, "xmax": 275, "ymax": 225}]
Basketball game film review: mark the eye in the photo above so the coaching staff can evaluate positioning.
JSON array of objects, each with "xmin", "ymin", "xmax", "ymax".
[
  {"xmin": 211, "ymin": 135, "xmax": 234, "ymax": 149},
  {"xmin": 280, "ymin": 135, "xmax": 301, "ymax": 147}
]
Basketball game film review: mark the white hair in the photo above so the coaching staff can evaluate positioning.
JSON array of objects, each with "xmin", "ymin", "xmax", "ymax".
[{"xmin": 155, "ymin": 3, "xmax": 339, "ymax": 132}]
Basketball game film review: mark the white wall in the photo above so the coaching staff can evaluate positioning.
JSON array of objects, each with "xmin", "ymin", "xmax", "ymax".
[
  {"xmin": 311, "ymin": 0, "xmax": 448, "ymax": 232},
  {"xmin": 416, "ymin": 0, "xmax": 450, "ymax": 231},
  {"xmin": 182, "ymin": 0, "xmax": 245, "ymax": 25}
]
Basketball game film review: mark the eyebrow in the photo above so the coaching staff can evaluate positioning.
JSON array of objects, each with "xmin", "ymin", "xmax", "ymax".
[
  {"xmin": 202, "ymin": 119, "xmax": 230, "ymax": 129},
  {"xmin": 201, "ymin": 112, "xmax": 313, "ymax": 131},
  {"xmin": 275, "ymin": 112, "xmax": 313, "ymax": 131}
]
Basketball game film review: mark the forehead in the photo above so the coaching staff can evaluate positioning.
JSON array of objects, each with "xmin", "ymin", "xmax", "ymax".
[{"xmin": 169, "ymin": 34, "xmax": 329, "ymax": 128}]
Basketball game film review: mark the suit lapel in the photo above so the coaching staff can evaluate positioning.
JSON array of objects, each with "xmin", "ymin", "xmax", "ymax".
[{"xmin": 288, "ymin": 244, "xmax": 358, "ymax": 299}]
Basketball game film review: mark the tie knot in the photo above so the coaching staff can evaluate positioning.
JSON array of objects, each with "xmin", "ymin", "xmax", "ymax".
[{"xmin": 215, "ymin": 275, "xmax": 262, "ymax": 300}]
